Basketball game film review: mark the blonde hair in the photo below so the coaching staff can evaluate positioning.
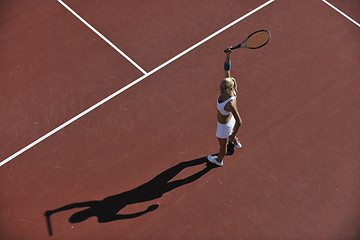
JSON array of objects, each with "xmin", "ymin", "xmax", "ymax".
[{"xmin": 222, "ymin": 77, "xmax": 237, "ymax": 92}]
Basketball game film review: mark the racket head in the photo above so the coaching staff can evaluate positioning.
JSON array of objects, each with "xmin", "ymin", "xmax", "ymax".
[{"xmin": 245, "ymin": 29, "xmax": 271, "ymax": 49}]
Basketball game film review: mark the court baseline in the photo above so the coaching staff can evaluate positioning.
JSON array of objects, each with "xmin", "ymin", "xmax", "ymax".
[{"xmin": 322, "ymin": 0, "xmax": 360, "ymax": 27}]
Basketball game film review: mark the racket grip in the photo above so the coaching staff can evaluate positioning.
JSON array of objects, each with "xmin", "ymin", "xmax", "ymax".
[{"xmin": 224, "ymin": 48, "xmax": 232, "ymax": 53}]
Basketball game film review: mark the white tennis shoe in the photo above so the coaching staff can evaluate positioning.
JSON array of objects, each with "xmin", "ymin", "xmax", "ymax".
[
  {"xmin": 207, "ymin": 155, "xmax": 223, "ymax": 166},
  {"xmin": 231, "ymin": 139, "xmax": 242, "ymax": 149}
]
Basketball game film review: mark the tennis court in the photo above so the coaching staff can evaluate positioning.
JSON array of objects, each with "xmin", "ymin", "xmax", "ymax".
[{"xmin": 1, "ymin": 0, "xmax": 359, "ymax": 239}]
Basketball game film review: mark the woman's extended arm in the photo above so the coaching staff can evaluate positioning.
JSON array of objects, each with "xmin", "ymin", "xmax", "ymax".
[{"xmin": 224, "ymin": 49, "xmax": 232, "ymax": 78}]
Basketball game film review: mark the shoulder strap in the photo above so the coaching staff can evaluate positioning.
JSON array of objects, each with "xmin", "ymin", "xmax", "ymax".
[{"xmin": 223, "ymin": 96, "xmax": 236, "ymax": 105}]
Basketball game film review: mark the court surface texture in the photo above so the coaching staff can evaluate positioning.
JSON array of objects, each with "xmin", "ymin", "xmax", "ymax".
[{"xmin": 1, "ymin": 0, "xmax": 359, "ymax": 239}]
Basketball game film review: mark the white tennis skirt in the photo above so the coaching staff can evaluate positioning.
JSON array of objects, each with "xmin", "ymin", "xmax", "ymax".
[{"xmin": 216, "ymin": 116, "xmax": 235, "ymax": 139}]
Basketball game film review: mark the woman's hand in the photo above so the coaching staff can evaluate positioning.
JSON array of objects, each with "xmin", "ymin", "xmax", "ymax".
[{"xmin": 225, "ymin": 46, "xmax": 233, "ymax": 53}]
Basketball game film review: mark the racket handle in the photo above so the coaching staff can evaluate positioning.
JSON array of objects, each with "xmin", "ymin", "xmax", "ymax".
[
  {"xmin": 224, "ymin": 47, "xmax": 233, "ymax": 53},
  {"xmin": 224, "ymin": 44, "xmax": 241, "ymax": 53}
]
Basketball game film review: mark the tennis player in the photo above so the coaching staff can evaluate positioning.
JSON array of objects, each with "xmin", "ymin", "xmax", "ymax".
[{"xmin": 207, "ymin": 48, "xmax": 242, "ymax": 166}]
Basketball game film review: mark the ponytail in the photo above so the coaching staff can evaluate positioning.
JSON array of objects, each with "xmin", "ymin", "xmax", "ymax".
[{"xmin": 231, "ymin": 77, "xmax": 237, "ymax": 92}]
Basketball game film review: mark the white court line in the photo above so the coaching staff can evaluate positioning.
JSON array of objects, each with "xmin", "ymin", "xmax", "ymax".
[
  {"xmin": 0, "ymin": 0, "xmax": 275, "ymax": 167},
  {"xmin": 322, "ymin": 0, "xmax": 360, "ymax": 28},
  {"xmin": 57, "ymin": 0, "xmax": 148, "ymax": 75}
]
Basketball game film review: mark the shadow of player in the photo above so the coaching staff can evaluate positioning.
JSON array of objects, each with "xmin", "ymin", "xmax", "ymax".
[{"xmin": 44, "ymin": 156, "xmax": 222, "ymax": 235}]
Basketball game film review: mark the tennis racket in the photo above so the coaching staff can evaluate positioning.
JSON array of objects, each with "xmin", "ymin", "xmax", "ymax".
[{"xmin": 224, "ymin": 29, "xmax": 271, "ymax": 52}]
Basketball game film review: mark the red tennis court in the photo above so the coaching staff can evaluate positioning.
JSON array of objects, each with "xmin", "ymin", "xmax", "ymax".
[{"xmin": 1, "ymin": 0, "xmax": 359, "ymax": 239}]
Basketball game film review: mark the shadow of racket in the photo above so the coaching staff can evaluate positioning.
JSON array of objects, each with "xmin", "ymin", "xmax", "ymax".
[{"xmin": 45, "ymin": 212, "xmax": 53, "ymax": 236}]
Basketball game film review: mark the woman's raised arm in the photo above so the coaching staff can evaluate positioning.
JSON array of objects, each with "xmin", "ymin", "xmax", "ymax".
[{"xmin": 224, "ymin": 48, "xmax": 232, "ymax": 78}]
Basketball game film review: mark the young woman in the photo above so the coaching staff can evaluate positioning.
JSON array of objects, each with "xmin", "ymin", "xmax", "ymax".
[{"xmin": 207, "ymin": 49, "xmax": 243, "ymax": 166}]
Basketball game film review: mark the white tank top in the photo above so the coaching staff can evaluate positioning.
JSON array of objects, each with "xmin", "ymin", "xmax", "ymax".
[{"xmin": 217, "ymin": 94, "xmax": 236, "ymax": 116}]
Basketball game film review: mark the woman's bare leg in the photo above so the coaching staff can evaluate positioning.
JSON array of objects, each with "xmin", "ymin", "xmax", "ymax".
[{"xmin": 217, "ymin": 138, "xmax": 228, "ymax": 162}]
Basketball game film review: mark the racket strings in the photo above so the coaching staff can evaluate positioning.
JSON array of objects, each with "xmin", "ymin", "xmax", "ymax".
[{"xmin": 246, "ymin": 31, "xmax": 270, "ymax": 49}]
